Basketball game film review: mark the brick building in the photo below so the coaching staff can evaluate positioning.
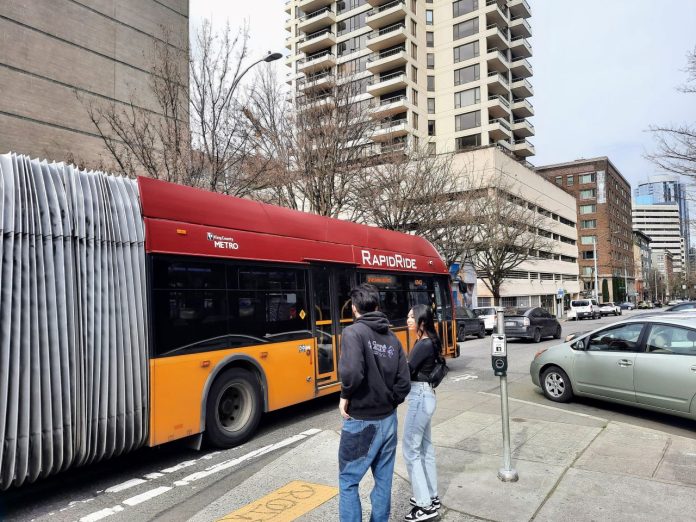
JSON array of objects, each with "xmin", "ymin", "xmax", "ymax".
[{"xmin": 536, "ymin": 157, "xmax": 634, "ymax": 302}]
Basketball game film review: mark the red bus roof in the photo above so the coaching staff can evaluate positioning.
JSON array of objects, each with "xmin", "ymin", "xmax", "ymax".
[{"xmin": 138, "ymin": 177, "xmax": 447, "ymax": 274}]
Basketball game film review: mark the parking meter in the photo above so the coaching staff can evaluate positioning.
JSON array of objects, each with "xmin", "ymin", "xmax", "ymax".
[{"xmin": 491, "ymin": 333, "xmax": 508, "ymax": 376}]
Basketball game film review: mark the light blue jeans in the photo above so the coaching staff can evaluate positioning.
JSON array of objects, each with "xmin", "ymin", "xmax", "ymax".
[
  {"xmin": 338, "ymin": 411, "xmax": 398, "ymax": 522},
  {"xmin": 402, "ymin": 381, "xmax": 438, "ymax": 508}
]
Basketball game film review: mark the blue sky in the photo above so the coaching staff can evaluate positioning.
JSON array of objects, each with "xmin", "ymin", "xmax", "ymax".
[{"xmin": 190, "ymin": 0, "xmax": 696, "ymax": 189}]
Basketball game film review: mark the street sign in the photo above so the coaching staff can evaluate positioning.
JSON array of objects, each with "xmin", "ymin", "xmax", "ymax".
[
  {"xmin": 556, "ymin": 288, "xmax": 565, "ymax": 299},
  {"xmin": 492, "ymin": 334, "xmax": 507, "ymax": 357}
]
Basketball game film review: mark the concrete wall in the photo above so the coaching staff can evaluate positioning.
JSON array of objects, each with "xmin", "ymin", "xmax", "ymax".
[{"xmin": 0, "ymin": 0, "xmax": 189, "ymax": 167}]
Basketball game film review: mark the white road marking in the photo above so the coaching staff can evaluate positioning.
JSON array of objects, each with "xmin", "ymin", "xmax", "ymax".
[
  {"xmin": 174, "ymin": 434, "xmax": 307, "ymax": 486},
  {"xmin": 452, "ymin": 374, "xmax": 478, "ymax": 382},
  {"xmin": 301, "ymin": 428, "xmax": 322, "ymax": 436},
  {"xmin": 79, "ymin": 505, "xmax": 124, "ymax": 522},
  {"xmin": 199, "ymin": 451, "xmax": 222, "ymax": 460},
  {"xmin": 122, "ymin": 486, "xmax": 172, "ymax": 506},
  {"xmin": 161, "ymin": 460, "xmax": 198, "ymax": 473},
  {"xmin": 143, "ymin": 472, "xmax": 164, "ymax": 480},
  {"xmin": 477, "ymin": 391, "xmax": 608, "ymax": 421},
  {"xmin": 105, "ymin": 478, "xmax": 146, "ymax": 493}
]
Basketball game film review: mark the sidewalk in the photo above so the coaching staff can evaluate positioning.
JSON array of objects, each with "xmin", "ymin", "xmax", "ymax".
[{"xmin": 191, "ymin": 376, "xmax": 696, "ymax": 522}]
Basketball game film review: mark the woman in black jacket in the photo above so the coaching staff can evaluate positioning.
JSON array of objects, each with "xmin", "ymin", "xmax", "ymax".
[{"xmin": 402, "ymin": 304, "xmax": 441, "ymax": 521}]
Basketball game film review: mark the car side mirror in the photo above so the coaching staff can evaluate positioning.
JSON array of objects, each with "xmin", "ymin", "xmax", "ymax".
[
  {"xmin": 551, "ymin": 314, "xmax": 556, "ymax": 318},
  {"xmin": 572, "ymin": 339, "xmax": 586, "ymax": 351}
]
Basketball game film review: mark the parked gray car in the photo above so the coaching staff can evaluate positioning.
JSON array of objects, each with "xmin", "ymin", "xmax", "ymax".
[{"xmin": 530, "ymin": 316, "xmax": 696, "ymax": 420}]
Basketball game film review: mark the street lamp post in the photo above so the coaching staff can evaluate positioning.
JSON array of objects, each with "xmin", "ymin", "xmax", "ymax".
[
  {"xmin": 593, "ymin": 237, "xmax": 599, "ymax": 300},
  {"xmin": 224, "ymin": 52, "xmax": 283, "ymax": 109}
]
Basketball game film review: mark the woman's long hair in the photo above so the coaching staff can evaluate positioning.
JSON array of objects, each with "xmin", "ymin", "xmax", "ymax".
[{"xmin": 411, "ymin": 304, "xmax": 443, "ymax": 355}]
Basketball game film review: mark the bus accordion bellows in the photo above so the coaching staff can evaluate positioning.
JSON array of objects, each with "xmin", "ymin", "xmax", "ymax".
[{"xmin": 0, "ymin": 153, "xmax": 458, "ymax": 489}]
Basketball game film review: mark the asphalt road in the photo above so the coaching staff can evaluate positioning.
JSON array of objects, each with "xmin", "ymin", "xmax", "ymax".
[{"xmin": 1, "ymin": 309, "xmax": 693, "ymax": 522}]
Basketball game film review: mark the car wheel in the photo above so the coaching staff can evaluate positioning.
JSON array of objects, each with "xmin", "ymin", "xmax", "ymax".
[
  {"xmin": 532, "ymin": 328, "xmax": 542, "ymax": 343},
  {"xmin": 553, "ymin": 325, "xmax": 562, "ymax": 339},
  {"xmin": 205, "ymin": 368, "xmax": 263, "ymax": 448},
  {"xmin": 541, "ymin": 366, "xmax": 573, "ymax": 403},
  {"xmin": 457, "ymin": 329, "xmax": 466, "ymax": 342},
  {"xmin": 477, "ymin": 325, "xmax": 486, "ymax": 338}
]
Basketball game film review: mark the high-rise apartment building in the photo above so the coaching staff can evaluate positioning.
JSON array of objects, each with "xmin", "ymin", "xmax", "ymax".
[
  {"xmin": 0, "ymin": 1, "xmax": 189, "ymax": 167},
  {"xmin": 284, "ymin": 0, "xmax": 534, "ymax": 159},
  {"xmin": 632, "ymin": 203, "xmax": 684, "ymax": 274},
  {"xmin": 536, "ymin": 157, "xmax": 635, "ymax": 303},
  {"xmin": 635, "ymin": 174, "xmax": 691, "ymax": 253}
]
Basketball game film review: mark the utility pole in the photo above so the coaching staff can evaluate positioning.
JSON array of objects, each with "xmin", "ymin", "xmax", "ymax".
[{"xmin": 593, "ymin": 237, "xmax": 599, "ymax": 300}]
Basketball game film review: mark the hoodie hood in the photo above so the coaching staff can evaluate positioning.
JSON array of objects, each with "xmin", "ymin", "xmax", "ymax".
[{"xmin": 356, "ymin": 311, "xmax": 391, "ymax": 334}]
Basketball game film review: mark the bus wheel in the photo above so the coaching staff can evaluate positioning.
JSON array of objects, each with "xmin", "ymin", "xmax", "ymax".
[{"xmin": 205, "ymin": 368, "xmax": 263, "ymax": 448}]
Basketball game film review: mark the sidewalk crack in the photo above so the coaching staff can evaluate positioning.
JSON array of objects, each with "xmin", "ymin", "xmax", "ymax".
[{"xmin": 652, "ymin": 438, "xmax": 671, "ymax": 478}]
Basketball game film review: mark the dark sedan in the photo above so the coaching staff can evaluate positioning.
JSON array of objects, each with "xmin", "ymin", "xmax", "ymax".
[
  {"xmin": 664, "ymin": 302, "xmax": 696, "ymax": 312},
  {"xmin": 456, "ymin": 307, "xmax": 486, "ymax": 341},
  {"xmin": 503, "ymin": 306, "xmax": 562, "ymax": 343}
]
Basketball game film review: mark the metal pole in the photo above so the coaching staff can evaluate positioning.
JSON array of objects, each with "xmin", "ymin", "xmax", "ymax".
[
  {"xmin": 496, "ymin": 310, "xmax": 518, "ymax": 482},
  {"xmin": 624, "ymin": 259, "xmax": 629, "ymax": 303},
  {"xmin": 593, "ymin": 237, "xmax": 599, "ymax": 300}
]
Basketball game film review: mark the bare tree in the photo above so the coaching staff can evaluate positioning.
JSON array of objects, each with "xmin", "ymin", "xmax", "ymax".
[
  {"xmin": 82, "ymin": 21, "xmax": 270, "ymax": 197},
  {"xmin": 646, "ymin": 48, "xmax": 696, "ymax": 180}
]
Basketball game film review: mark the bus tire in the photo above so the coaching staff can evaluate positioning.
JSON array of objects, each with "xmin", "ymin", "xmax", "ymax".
[{"xmin": 205, "ymin": 368, "xmax": 263, "ymax": 448}]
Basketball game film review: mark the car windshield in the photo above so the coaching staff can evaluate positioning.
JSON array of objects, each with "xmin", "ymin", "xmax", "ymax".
[
  {"xmin": 473, "ymin": 307, "xmax": 495, "ymax": 316},
  {"xmin": 505, "ymin": 307, "xmax": 530, "ymax": 316},
  {"xmin": 572, "ymin": 300, "xmax": 590, "ymax": 307},
  {"xmin": 455, "ymin": 307, "xmax": 473, "ymax": 318}
]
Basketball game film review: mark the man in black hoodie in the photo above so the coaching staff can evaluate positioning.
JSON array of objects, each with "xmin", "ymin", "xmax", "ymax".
[{"xmin": 338, "ymin": 283, "xmax": 411, "ymax": 521}]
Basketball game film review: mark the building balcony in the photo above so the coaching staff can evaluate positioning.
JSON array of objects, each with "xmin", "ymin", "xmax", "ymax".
[
  {"xmin": 298, "ymin": 6, "xmax": 336, "ymax": 34},
  {"xmin": 486, "ymin": 47, "xmax": 509, "ymax": 73},
  {"xmin": 299, "ymin": 0, "xmax": 332, "ymax": 14},
  {"xmin": 511, "ymin": 77, "xmax": 534, "ymax": 98},
  {"xmin": 367, "ymin": 23, "xmax": 407, "ymax": 52},
  {"xmin": 285, "ymin": 0, "xmax": 292, "ymax": 14},
  {"xmin": 366, "ymin": 0, "xmax": 407, "ymax": 29},
  {"xmin": 496, "ymin": 138, "xmax": 513, "ymax": 152},
  {"xmin": 485, "ymin": 23, "xmax": 509, "ymax": 50},
  {"xmin": 509, "ymin": 16, "xmax": 532, "ymax": 38},
  {"xmin": 486, "ymin": 71, "xmax": 510, "ymax": 96},
  {"xmin": 487, "ymin": 94, "xmax": 511, "ymax": 119},
  {"xmin": 372, "ymin": 119, "xmax": 409, "ymax": 141},
  {"xmin": 487, "ymin": 117, "xmax": 512, "ymax": 140},
  {"xmin": 297, "ymin": 71, "xmax": 335, "ymax": 94},
  {"xmin": 484, "ymin": 0, "xmax": 509, "ymax": 26},
  {"xmin": 512, "ymin": 97, "xmax": 534, "ymax": 118},
  {"xmin": 367, "ymin": 47, "xmax": 407, "ymax": 73},
  {"xmin": 379, "ymin": 140, "xmax": 408, "ymax": 155},
  {"xmin": 370, "ymin": 94, "xmax": 410, "ymax": 118},
  {"xmin": 298, "ymin": 50, "xmax": 336, "ymax": 74},
  {"xmin": 510, "ymin": 36, "xmax": 532, "ymax": 59},
  {"xmin": 296, "ymin": 92, "xmax": 334, "ymax": 112},
  {"xmin": 508, "ymin": 0, "xmax": 531, "ymax": 20},
  {"xmin": 510, "ymin": 57, "xmax": 533, "ymax": 79},
  {"xmin": 367, "ymin": 71, "xmax": 408, "ymax": 97},
  {"xmin": 513, "ymin": 138, "xmax": 535, "ymax": 157},
  {"xmin": 512, "ymin": 118, "xmax": 534, "ymax": 138},
  {"xmin": 297, "ymin": 29, "xmax": 336, "ymax": 54}
]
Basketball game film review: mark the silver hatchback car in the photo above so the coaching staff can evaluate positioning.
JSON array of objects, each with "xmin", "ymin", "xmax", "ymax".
[{"xmin": 530, "ymin": 316, "xmax": 696, "ymax": 419}]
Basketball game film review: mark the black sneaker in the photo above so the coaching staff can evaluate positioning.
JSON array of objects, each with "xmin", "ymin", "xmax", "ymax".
[
  {"xmin": 409, "ymin": 496, "xmax": 440, "ymax": 509},
  {"xmin": 404, "ymin": 504, "xmax": 438, "ymax": 521}
]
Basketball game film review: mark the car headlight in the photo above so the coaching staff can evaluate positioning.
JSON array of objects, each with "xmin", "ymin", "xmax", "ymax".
[
  {"xmin": 534, "ymin": 348, "xmax": 547, "ymax": 359},
  {"xmin": 523, "ymin": 318, "xmax": 530, "ymax": 326}
]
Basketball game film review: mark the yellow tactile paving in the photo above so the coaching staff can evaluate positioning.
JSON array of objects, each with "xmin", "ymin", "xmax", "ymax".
[{"xmin": 218, "ymin": 480, "xmax": 338, "ymax": 521}]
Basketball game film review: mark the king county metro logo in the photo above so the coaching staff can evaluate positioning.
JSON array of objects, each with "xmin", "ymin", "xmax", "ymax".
[{"xmin": 206, "ymin": 232, "xmax": 239, "ymax": 250}]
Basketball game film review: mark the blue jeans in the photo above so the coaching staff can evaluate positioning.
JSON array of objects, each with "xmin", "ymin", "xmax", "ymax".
[
  {"xmin": 402, "ymin": 382, "xmax": 438, "ymax": 507},
  {"xmin": 338, "ymin": 411, "xmax": 398, "ymax": 522}
]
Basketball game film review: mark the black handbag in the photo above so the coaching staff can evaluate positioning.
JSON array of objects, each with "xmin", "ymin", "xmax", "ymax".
[{"xmin": 425, "ymin": 356, "xmax": 449, "ymax": 388}]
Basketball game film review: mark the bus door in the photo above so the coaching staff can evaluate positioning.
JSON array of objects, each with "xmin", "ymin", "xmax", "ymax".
[
  {"xmin": 310, "ymin": 266, "xmax": 354, "ymax": 388},
  {"xmin": 433, "ymin": 278, "xmax": 456, "ymax": 356}
]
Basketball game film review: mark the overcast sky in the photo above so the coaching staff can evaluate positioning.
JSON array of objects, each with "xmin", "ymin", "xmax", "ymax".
[{"xmin": 189, "ymin": 0, "xmax": 696, "ymax": 189}]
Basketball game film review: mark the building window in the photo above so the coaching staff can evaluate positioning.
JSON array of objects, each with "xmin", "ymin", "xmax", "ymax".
[
  {"xmin": 427, "ymin": 53, "xmax": 435, "ymax": 69},
  {"xmin": 579, "ymin": 204, "xmax": 596, "ymax": 214},
  {"xmin": 554, "ymin": 176, "xmax": 562, "ymax": 185},
  {"xmin": 454, "ymin": 87, "xmax": 480, "ymax": 108},
  {"xmin": 582, "ymin": 266, "xmax": 593, "ymax": 277},
  {"xmin": 455, "ymin": 110, "xmax": 481, "ymax": 131},
  {"xmin": 566, "ymin": 175, "xmax": 574, "ymax": 186},
  {"xmin": 337, "ymin": 12, "xmax": 368, "ymax": 36},
  {"xmin": 579, "ymin": 189, "xmax": 597, "ymax": 199},
  {"xmin": 412, "ymin": 65, "xmax": 418, "ymax": 81},
  {"xmin": 413, "ymin": 135, "xmax": 419, "ymax": 149},
  {"xmin": 453, "ymin": 41, "xmax": 479, "ymax": 63},
  {"xmin": 453, "ymin": 0, "xmax": 478, "ymax": 18},
  {"xmin": 454, "ymin": 63, "xmax": 479, "ymax": 85},
  {"xmin": 581, "ymin": 219, "xmax": 597, "ymax": 229},
  {"xmin": 411, "ymin": 42, "xmax": 418, "ymax": 58},
  {"xmin": 426, "ymin": 9, "xmax": 433, "ymax": 24},
  {"xmin": 579, "ymin": 173, "xmax": 596, "ymax": 184},
  {"xmin": 426, "ymin": 31, "xmax": 434, "ymax": 47},
  {"xmin": 455, "ymin": 134, "xmax": 481, "ymax": 150},
  {"xmin": 428, "ymin": 120, "xmax": 436, "ymax": 136},
  {"xmin": 581, "ymin": 236, "xmax": 596, "ymax": 245},
  {"xmin": 427, "ymin": 142, "xmax": 436, "ymax": 155},
  {"xmin": 412, "ymin": 111, "xmax": 419, "ymax": 129},
  {"xmin": 411, "ymin": 0, "xmax": 417, "ymax": 11},
  {"xmin": 453, "ymin": 18, "xmax": 478, "ymax": 40},
  {"xmin": 582, "ymin": 251, "xmax": 595, "ymax": 260},
  {"xmin": 427, "ymin": 97, "xmax": 435, "ymax": 114},
  {"xmin": 411, "ymin": 88, "xmax": 418, "ymax": 106},
  {"xmin": 411, "ymin": 19, "xmax": 417, "ymax": 36},
  {"xmin": 427, "ymin": 75, "xmax": 435, "ymax": 91}
]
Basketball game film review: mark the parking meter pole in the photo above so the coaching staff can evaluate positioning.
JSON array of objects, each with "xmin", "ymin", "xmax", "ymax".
[{"xmin": 496, "ymin": 310, "xmax": 519, "ymax": 482}]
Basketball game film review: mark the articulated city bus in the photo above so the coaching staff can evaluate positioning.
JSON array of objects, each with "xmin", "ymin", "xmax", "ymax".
[{"xmin": 0, "ymin": 154, "xmax": 457, "ymax": 489}]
